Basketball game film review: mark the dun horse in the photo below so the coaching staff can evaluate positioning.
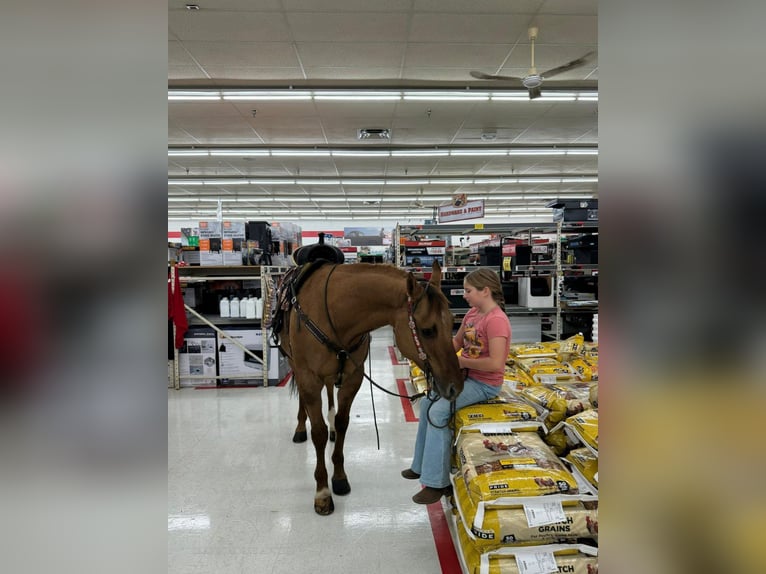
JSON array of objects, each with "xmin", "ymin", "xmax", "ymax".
[{"xmin": 273, "ymin": 260, "xmax": 464, "ymax": 515}]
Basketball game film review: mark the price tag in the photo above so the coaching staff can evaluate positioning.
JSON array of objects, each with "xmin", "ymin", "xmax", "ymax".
[
  {"xmin": 522, "ymin": 499, "xmax": 567, "ymax": 527},
  {"xmin": 537, "ymin": 375, "xmax": 557, "ymax": 385},
  {"xmin": 514, "ymin": 550, "xmax": 558, "ymax": 574}
]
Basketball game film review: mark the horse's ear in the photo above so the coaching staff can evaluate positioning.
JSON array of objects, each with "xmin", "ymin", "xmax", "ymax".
[
  {"xmin": 429, "ymin": 260, "xmax": 442, "ymax": 289},
  {"xmin": 406, "ymin": 271, "xmax": 418, "ymax": 296}
]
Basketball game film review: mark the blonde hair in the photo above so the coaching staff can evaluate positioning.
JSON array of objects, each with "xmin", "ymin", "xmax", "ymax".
[{"xmin": 464, "ymin": 268, "xmax": 505, "ymax": 311}]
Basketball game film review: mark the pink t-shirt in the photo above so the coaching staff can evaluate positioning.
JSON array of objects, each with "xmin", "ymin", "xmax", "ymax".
[{"xmin": 460, "ymin": 306, "xmax": 511, "ymax": 387}]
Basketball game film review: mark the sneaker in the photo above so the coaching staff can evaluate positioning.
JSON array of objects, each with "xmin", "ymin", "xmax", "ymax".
[
  {"xmin": 412, "ymin": 486, "xmax": 450, "ymax": 505},
  {"xmin": 401, "ymin": 468, "xmax": 420, "ymax": 480}
]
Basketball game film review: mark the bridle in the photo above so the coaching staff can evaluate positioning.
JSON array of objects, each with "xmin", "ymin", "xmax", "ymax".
[{"xmin": 407, "ymin": 282, "xmax": 457, "ymax": 430}]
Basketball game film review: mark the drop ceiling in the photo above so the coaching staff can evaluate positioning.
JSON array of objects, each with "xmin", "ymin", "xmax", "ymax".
[{"xmin": 168, "ymin": 0, "xmax": 597, "ymax": 223}]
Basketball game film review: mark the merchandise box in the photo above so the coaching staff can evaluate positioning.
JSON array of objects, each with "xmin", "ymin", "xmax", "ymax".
[
  {"xmin": 222, "ymin": 220, "xmax": 246, "ymax": 266},
  {"xmin": 178, "ymin": 326, "xmax": 218, "ymax": 387},
  {"xmin": 217, "ymin": 327, "xmax": 289, "ymax": 385},
  {"xmin": 198, "ymin": 220, "xmax": 223, "ymax": 266},
  {"xmin": 518, "ymin": 276, "xmax": 554, "ymax": 308},
  {"xmin": 546, "ymin": 198, "xmax": 598, "ymax": 223}
]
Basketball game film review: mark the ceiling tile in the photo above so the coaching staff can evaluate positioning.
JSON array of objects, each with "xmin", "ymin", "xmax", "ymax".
[
  {"xmin": 296, "ymin": 42, "xmax": 405, "ymax": 68},
  {"xmin": 287, "ymin": 12, "xmax": 410, "ymax": 42},
  {"xmin": 169, "ymin": 12, "xmax": 292, "ymax": 42}
]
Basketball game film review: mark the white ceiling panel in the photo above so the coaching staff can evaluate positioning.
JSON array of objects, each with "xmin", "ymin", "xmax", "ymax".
[
  {"xmin": 404, "ymin": 43, "xmax": 514, "ymax": 68},
  {"xmin": 287, "ymin": 13, "xmax": 411, "ymax": 42},
  {"xmin": 179, "ymin": 42, "xmax": 301, "ymax": 68},
  {"xmin": 408, "ymin": 14, "xmax": 529, "ymax": 44},
  {"xmin": 169, "ymin": 12, "xmax": 292, "ymax": 43},
  {"xmin": 296, "ymin": 42, "xmax": 405, "ymax": 68},
  {"xmin": 167, "ymin": 2, "xmax": 598, "ymax": 221}
]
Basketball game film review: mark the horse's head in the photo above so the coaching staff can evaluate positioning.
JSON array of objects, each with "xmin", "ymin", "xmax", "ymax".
[{"xmin": 394, "ymin": 261, "xmax": 464, "ymax": 401}]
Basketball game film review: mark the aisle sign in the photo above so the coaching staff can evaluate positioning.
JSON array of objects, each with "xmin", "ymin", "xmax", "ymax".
[{"xmin": 437, "ymin": 199, "xmax": 484, "ymax": 223}]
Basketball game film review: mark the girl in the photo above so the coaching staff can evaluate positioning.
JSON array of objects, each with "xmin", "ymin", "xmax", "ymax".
[{"xmin": 403, "ymin": 268, "xmax": 512, "ymax": 504}]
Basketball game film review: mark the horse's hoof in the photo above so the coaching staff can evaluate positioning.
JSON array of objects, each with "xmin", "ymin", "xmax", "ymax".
[
  {"xmin": 292, "ymin": 431, "xmax": 308, "ymax": 443},
  {"xmin": 332, "ymin": 478, "xmax": 351, "ymax": 496},
  {"xmin": 329, "ymin": 430, "xmax": 336, "ymax": 442},
  {"xmin": 314, "ymin": 497, "xmax": 334, "ymax": 515}
]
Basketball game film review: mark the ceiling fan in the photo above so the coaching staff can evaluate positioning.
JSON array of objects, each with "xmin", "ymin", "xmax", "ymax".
[{"xmin": 470, "ymin": 26, "xmax": 595, "ymax": 99}]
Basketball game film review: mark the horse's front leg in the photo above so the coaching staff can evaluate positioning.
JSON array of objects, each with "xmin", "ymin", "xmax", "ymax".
[
  {"xmin": 292, "ymin": 393, "xmax": 308, "ymax": 443},
  {"xmin": 298, "ymin": 378, "xmax": 334, "ymax": 515},
  {"xmin": 330, "ymin": 373, "xmax": 364, "ymax": 496}
]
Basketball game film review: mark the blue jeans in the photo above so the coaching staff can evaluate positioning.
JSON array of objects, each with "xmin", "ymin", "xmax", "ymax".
[{"xmin": 409, "ymin": 377, "xmax": 500, "ymax": 489}]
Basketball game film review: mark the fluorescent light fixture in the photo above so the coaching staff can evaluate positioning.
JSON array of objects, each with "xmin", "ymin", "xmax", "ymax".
[
  {"xmin": 168, "ymin": 150, "xmax": 210, "ymax": 156},
  {"xmin": 271, "ymin": 150, "xmax": 331, "ymax": 157},
  {"xmin": 251, "ymin": 180, "xmax": 297, "ymax": 185},
  {"xmin": 566, "ymin": 177, "xmax": 599, "ymax": 183},
  {"xmin": 340, "ymin": 179, "xmax": 386, "ymax": 185},
  {"xmin": 403, "ymin": 91, "xmax": 489, "ymax": 101},
  {"xmin": 331, "ymin": 151, "xmax": 391, "ymax": 157},
  {"xmin": 314, "ymin": 91, "xmax": 400, "ymax": 101},
  {"xmin": 295, "ymin": 179, "xmax": 341, "ymax": 185},
  {"xmin": 384, "ymin": 179, "xmax": 430, "ymax": 185},
  {"xmin": 210, "ymin": 149, "xmax": 271, "ymax": 157},
  {"xmin": 168, "ymin": 146, "xmax": 597, "ymax": 158},
  {"xmin": 390, "ymin": 150, "xmax": 449, "ymax": 157},
  {"xmin": 168, "ymin": 180, "xmax": 204, "ymax": 185},
  {"xmin": 449, "ymin": 149, "xmax": 508, "ymax": 156},
  {"xmin": 168, "ymin": 91, "xmax": 221, "ymax": 101},
  {"xmin": 222, "ymin": 90, "xmax": 312, "ymax": 100},
  {"xmin": 508, "ymin": 150, "xmax": 566, "ymax": 156},
  {"xmin": 170, "ymin": 88, "xmax": 597, "ymax": 103},
  {"xmin": 474, "ymin": 178, "xmax": 520, "ymax": 184},
  {"xmin": 431, "ymin": 178, "xmax": 474, "ymax": 184},
  {"xmin": 521, "ymin": 178, "xmax": 563, "ymax": 183}
]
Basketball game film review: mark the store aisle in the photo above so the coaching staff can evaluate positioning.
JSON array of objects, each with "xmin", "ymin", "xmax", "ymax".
[{"xmin": 168, "ymin": 327, "xmax": 459, "ymax": 574}]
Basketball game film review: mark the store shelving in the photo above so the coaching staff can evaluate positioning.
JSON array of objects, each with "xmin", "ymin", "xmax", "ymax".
[
  {"xmin": 393, "ymin": 221, "xmax": 598, "ymax": 341},
  {"xmin": 170, "ymin": 264, "xmax": 290, "ymax": 389}
]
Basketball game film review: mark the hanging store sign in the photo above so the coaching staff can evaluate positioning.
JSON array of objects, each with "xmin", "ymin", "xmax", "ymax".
[{"xmin": 437, "ymin": 199, "xmax": 485, "ymax": 223}]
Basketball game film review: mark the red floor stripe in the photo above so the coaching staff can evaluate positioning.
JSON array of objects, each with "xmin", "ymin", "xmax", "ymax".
[
  {"xmin": 387, "ymin": 345, "xmax": 408, "ymax": 365},
  {"xmin": 277, "ymin": 371, "xmax": 292, "ymax": 387},
  {"xmin": 396, "ymin": 378, "xmax": 418, "ymax": 422},
  {"xmin": 426, "ymin": 500, "xmax": 462, "ymax": 574}
]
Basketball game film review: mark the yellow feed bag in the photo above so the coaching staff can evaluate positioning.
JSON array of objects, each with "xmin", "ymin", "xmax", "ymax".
[
  {"xmin": 452, "ymin": 473, "xmax": 599, "ymax": 549},
  {"xmin": 561, "ymin": 409, "xmax": 599, "ymax": 453},
  {"xmin": 457, "ymin": 428, "xmax": 579, "ymax": 502},
  {"xmin": 454, "ymin": 387, "xmax": 542, "ymax": 434},
  {"xmin": 565, "ymin": 447, "xmax": 599, "ymax": 490}
]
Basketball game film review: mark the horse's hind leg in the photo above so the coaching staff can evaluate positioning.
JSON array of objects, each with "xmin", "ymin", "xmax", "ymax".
[
  {"xmin": 326, "ymin": 381, "xmax": 336, "ymax": 442},
  {"xmin": 330, "ymin": 372, "xmax": 364, "ymax": 496},
  {"xmin": 296, "ymin": 371, "xmax": 334, "ymax": 515},
  {"xmin": 293, "ymin": 382, "xmax": 334, "ymax": 443}
]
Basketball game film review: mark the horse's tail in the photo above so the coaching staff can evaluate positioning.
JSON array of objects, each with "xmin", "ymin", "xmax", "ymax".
[{"xmin": 289, "ymin": 374, "xmax": 298, "ymax": 398}]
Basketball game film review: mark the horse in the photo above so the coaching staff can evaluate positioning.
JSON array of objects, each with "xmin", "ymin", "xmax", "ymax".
[{"xmin": 273, "ymin": 260, "xmax": 464, "ymax": 515}]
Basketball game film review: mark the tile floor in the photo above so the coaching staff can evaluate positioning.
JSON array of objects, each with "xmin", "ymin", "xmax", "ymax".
[{"xmin": 169, "ymin": 327, "xmax": 461, "ymax": 573}]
